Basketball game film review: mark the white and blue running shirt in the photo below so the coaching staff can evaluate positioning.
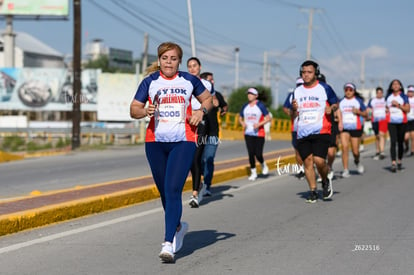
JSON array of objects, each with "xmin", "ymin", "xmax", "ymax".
[
  {"xmin": 134, "ymin": 71, "xmax": 206, "ymax": 142},
  {"xmin": 293, "ymin": 81, "xmax": 338, "ymax": 139}
]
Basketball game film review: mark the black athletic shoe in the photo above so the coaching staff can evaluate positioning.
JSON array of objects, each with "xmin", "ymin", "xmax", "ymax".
[
  {"xmin": 391, "ymin": 164, "xmax": 397, "ymax": 173},
  {"xmin": 306, "ymin": 190, "xmax": 318, "ymax": 203},
  {"xmin": 322, "ymin": 179, "xmax": 333, "ymax": 200},
  {"xmin": 296, "ymin": 171, "xmax": 305, "ymax": 180},
  {"xmin": 397, "ymin": 163, "xmax": 403, "ymax": 171}
]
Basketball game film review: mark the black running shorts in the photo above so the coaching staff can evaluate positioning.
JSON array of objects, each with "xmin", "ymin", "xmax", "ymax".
[
  {"xmin": 341, "ymin": 129, "xmax": 363, "ymax": 138},
  {"xmin": 296, "ymin": 134, "xmax": 331, "ymax": 160}
]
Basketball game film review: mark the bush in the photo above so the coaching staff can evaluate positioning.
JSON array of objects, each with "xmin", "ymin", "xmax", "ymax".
[
  {"xmin": 1, "ymin": 136, "xmax": 26, "ymax": 151},
  {"xmin": 26, "ymin": 141, "xmax": 39, "ymax": 152},
  {"xmin": 55, "ymin": 137, "xmax": 71, "ymax": 148}
]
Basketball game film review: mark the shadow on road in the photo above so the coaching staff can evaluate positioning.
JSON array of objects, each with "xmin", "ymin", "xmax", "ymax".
[
  {"xmin": 175, "ymin": 229, "xmax": 236, "ymax": 261},
  {"xmin": 199, "ymin": 185, "xmax": 235, "ymax": 205}
]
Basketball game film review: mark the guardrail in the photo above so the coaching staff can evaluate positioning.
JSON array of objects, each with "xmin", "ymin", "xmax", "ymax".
[
  {"xmin": 219, "ymin": 112, "xmax": 291, "ymax": 132},
  {"xmin": 0, "ymin": 114, "xmax": 291, "ymax": 147}
]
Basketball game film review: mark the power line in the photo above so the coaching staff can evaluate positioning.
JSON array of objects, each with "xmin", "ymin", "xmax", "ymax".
[{"xmin": 87, "ymin": 0, "xmax": 149, "ymax": 40}]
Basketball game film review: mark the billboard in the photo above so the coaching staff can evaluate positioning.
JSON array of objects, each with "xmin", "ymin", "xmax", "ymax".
[
  {"xmin": 0, "ymin": 67, "xmax": 100, "ymax": 112},
  {"xmin": 0, "ymin": 67, "xmax": 141, "ymax": 121},
  {"xmin": 0, "ymin": 0, "xmax": 69, "ymax": 16},
  {"xmin": 97, "ymin": 73, "xmax": 139, "ymax": 121}
]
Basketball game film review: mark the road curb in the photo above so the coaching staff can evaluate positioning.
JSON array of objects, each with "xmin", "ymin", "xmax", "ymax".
[
  {"xmin": 0, "ymin": 154, "xmax": 298, "ymax": 236},
  {"xmin": 0, "ymin": 135, "xmax": 375, "ymax": 236}
]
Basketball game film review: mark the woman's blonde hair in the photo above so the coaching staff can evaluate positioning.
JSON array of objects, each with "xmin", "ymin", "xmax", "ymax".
[{"xmin": 145, "ymin": 42, "xmax": 183, "ymax": 76}]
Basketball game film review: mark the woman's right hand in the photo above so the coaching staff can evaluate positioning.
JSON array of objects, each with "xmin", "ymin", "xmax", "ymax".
[{"xmin": 146, "ymin": 103, "xmax": 156, "ymax": 117}]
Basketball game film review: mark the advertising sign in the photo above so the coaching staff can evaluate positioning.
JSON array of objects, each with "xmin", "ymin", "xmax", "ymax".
[
  {"xmin": 0, "ymin": 68, "xmax": 99, "ymax": 112},
  {"xmin": 0, "ymin": 0, "xmax": 69, "ymax": 16},
  {"xmin": 97, "ymin": 73, "xmax": 139, "ymax": 121}
]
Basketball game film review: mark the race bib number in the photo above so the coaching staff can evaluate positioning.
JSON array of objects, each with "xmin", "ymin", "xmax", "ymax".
[
  {"xmin": 156, "ymin": 103, "xmax": 185, "ymax": 123},
  {"xmin": 390, "ymin": 107, "xmax": 403, "ymax": 116},
  {"xmin": 343, "ymin": 112, "xmax": 356, "ymax": 124},
  {"xmin": 373, "ymin": 109, "xmax": 386, "ymax": 119},
  {"xmin": 299, "ymin": 111, "xmax": 319, "ymax": 124}
]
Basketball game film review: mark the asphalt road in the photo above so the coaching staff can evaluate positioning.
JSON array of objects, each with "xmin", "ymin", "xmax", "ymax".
[
  {"xmin": 0, "ymin": 139, "xmax": 291, "ymax": 199},
  {"xmin": 0, "ymin": 143, "xmax": 413, "ymax": 274}
]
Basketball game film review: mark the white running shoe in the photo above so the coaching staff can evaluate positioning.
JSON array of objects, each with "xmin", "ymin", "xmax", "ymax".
[
  {"xmin": 189, "ymin": 195, "xmax": 199, "ymax": 208},
  {"xmin": 342, "ymin": 169, "xmax": 350, "ymax": 178},
  {"xmin": 248, "ymin": 168, "xmax": 257, "ymax": 181},
  {"xmin": 357, "ymin": 163, "xmax": 364, "ymax": 174},
  {"xmin": 172, "ymin": 221, "xmax": 188, "ymax": 253},
  {"xmin": 322, "ymin": 177, "xmax": 333, "ymax": 200},
  {"xmin": 159, "ymin": 242, "xmax": 174, "ymax": 263},
  {"xmin": 262, "ymin": 163, "xmax": 269, "ymax": 175},
  {"xmin": 327, "ymin": 170, "xmax": 334, "ymax": 181}
]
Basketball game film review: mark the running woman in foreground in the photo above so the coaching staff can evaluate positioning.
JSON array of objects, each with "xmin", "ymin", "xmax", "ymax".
[{"xmin": 130, "ymin": 42, "xmax": 212, "ymax": 263}]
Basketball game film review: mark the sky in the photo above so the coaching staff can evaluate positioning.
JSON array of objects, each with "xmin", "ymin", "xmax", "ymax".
[{"xmin": 2, "ymin": 0, "xmax": 414, "ymax": 108}]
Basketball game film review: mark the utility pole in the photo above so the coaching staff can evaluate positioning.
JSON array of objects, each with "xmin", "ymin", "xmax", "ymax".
[
  {"xmin": 234, "ymin": 47, "xmax": 240, "ymax": 90},
  {"xmin": 301, "ymin": 8, "xmax": 320, "ymax": 60},
  {"xmin": 72, "ymin": 0, "xmax": 82, "ymax": 150},
  {"xmin": 360, "ymin": 53, "xmax": 365, "ymax": 90},
  {"xmin": 262, "ymin": 51, "xmax": 267, "ymax": 87},
  {"xmin": 306, "ymin": 8, "xmax": 314, "ymax": 60},
  {"xmin": 141, "ymin": 33, "xmax": 149, "ymax": 74},
  {"xmin": 187, "ymin": 0, "xmax": 196, "ymax": 57}
]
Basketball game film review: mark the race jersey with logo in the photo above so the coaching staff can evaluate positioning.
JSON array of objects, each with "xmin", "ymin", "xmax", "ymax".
[
  {"xmin": 368, "ymin": 97, "xmax": 387, "ymax": 122},
  {"xmin": 293, "ymin": 81, "xmax": 338, "ymax": 139},
  {"xmin": 339, "ymin": 96, "xmax": 366, "ymax": 130},
  {"xmin": 407, "ymin": 97, "xmax": 414, "ymax": 121},
  {"xmin": 240, "ymin": 100, "xmax": 269, "ymax": 137},
  {"xmin": 283, "ymin": 92, "xmax": 298, "ymax": 132},
  {"xmin": 386, "ymin": 92, "xmax": 409, "ymax": 124},
  {"xmin": 134, "ymin": 71, "xmax": 206, "ymax": 142}
]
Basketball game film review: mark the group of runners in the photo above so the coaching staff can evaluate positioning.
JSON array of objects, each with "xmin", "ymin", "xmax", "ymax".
[
  {"xmin": 129, "ymin": 40, "xmax": 413, "ymax": 262},
  {"xmin": 281, "ymin": 61, "xmax": 413, "ymax": 203}
]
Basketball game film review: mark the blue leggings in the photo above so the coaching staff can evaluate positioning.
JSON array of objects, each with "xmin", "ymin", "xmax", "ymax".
[{"xmin": 145, "ymin": 141, "xmax": 196, "ymax": 242}]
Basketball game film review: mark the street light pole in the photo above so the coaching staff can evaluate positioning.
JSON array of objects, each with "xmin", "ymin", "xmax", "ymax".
[
  {"xmin": 234, "ymin": 47, "xmax": 240, "ymax": 90},
  {"xmin": 187, "ymin": 0, "xmax": 196, "ymax": 57}
]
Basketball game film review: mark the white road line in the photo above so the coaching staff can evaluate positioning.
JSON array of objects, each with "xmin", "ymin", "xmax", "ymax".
[
  {"xmin": 0, "ymin": 208, "xmax": 162, "ymax": 254},
  {"xmin": 0, "ymin": 172, "xmax": 288, "ymax": 255}
]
